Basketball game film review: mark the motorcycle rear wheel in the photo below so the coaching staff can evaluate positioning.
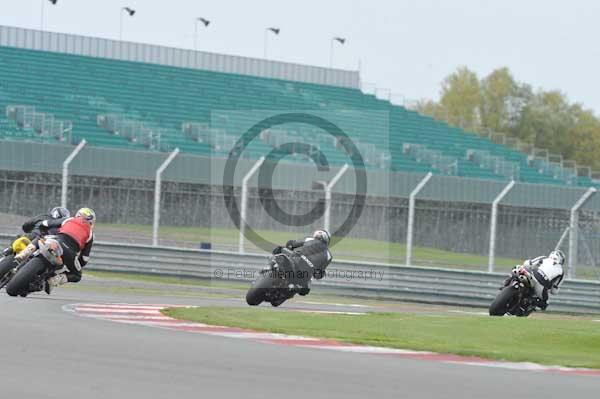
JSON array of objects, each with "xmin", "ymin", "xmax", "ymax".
[
  {"xmin": 489, "ymin": 286, "xmax": 519, "ymax": 316},
  {"xmin": 5, "ymin": 258, "xmax": 47, "ymax": 297}
]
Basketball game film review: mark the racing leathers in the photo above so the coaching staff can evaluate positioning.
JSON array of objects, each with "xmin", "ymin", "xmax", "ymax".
[
  {"xmin": 519, "ymin": 256, "xmax": 564, "ymax": 309},
  {"xmin": 44, "ymin": 216, "xmax": 94, "ymax": 284},
  {"xmin": 22, "ymin": 213, "xmax": 66, "ymax": 238},
  {"xmin": 8, "ymin": 214, "xmax": 67, "ymax": 259},
  {"xmin": 272, "ymin": 236, "xmax": 332, "ymax": 295}
]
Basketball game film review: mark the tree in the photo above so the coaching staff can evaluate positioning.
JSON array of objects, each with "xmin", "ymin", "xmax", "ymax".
[
  {"xmin": 566, "ymin": 106, "xmax": 600, "ymax": 169},
  {"xmin": 417, "ymin": 66, "xmax": 600, "ymax": 172},
  {"xmin": 479, "ymin": 67, "xmax": 521, "ymax": 133},
  {"xmin": 515, "ymin": 90, "xmax": 575, "ymax": 157},
  {"xmin": 414, "ymin": 99, "xmax": 447, "ymax": 121},
  {"xmin": 439, "ymin": 67, "xmax": 481, "ymax": 131}
]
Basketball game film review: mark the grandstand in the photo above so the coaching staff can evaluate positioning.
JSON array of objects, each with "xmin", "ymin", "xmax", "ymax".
[{"xmin": 0, "ymin": 26, "xmax": 595, "ymax": 187}]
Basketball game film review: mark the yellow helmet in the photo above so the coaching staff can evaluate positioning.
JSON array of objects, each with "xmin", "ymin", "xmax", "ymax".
[{"xmin": 76, "ymin": 207, "xmax": 96, "ymax": 226}]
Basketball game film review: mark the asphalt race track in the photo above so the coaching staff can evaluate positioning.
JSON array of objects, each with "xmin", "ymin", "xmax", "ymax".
[{"xmin": 1, "ymin": 285, "xmax": 599, "ymax": 399}]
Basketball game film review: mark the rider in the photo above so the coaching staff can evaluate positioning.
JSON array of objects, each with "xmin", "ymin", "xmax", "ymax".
[
  {"xmin": 43, "ymin": 207, "xmax": 96, "ymax": 293},
  {"xmin": 507, "ymin": 249, "xmax": 565, "ymax": 310},
  {"xmin": 21, "ymin": 206, "xmax": 71, "ymax": 238},
  {"xmin": 272, "ymin": 229, "xmax": 332, "ymax": 296},
  {"xmin": 2, "ymin": 207, "xmax": 70, "ymax": 258},
  {"xmin": 14, "ymin": 207, "xmax": 95, "ymax": 294}
]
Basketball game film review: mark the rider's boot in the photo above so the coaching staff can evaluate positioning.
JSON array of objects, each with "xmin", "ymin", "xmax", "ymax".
[{"xmin": 45, "ymin": 273, "xmax": 68, "ymax": 295}]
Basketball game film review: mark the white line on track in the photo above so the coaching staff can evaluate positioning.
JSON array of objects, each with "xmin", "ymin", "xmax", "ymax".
[
  {"xmin": 447, "ymin": 310, "xmax": 489, "ymax": 316},
  {"xmin": 291, "ymin": 310, "xmax": 366, "ymax": 315},
  {"xmin": 297, "ymin": 301, "xmax": 370, "ymax": 308}
]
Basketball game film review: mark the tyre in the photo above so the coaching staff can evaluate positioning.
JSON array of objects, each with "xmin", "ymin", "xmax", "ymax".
[
  {"xmin": 246, "ymin": 274, "xmax": 275, "ymax": 306},
  {"xmin": 0, "ymin": 255, "xmax": 16, "ymax": 289},
  {"xmin": 270, "ymin": 298, "xmax": 286, "ymax": 307},
  {"xmin": 6, "ymin": 258, "xmax": 47, "ymax": 297},
  {"xmin": 489, "ymin": 286, "xmax": 519, "ymax": 316}
]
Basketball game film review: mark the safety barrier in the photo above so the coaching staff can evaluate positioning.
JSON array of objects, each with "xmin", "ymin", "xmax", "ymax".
[{"xmin": 1, "ymin": 235, "xmax": 598, "ymax": 314}]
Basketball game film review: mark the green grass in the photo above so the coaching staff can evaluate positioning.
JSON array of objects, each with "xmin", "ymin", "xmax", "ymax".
[
  {"xmin": 86, "ymin": 270, "xmax": 247, "ymax": 290},
  {"xmin": 100, "ymin": 223, "xmax": 521, "ymax": 272},
  {"xmin": 164, "ymin": 307, "xmax": 600, "ymax": 369}
]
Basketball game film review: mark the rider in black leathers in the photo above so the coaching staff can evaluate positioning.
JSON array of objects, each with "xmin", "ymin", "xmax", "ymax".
[
  {"xmin": 271, "ymin": 229, "xmax": 332, "ymax": 296},
  {"xmin": 2, "ymin": 207, "xmax": 70, "ymax": 258}
]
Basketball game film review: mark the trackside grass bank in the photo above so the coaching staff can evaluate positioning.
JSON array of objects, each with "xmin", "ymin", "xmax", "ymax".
[{"xmin": 163, "ymin": 307, "xmax": 600, "ymax": 369}]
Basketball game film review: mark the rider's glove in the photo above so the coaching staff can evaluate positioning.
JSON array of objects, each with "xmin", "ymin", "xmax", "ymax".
[
  {"xmin": 536, "ymin": 298, "xmax": 548, "ymax": 310},
  {"xmin": 271, "ymin": 246, "xmax": 283, "ymax": 255},
  {"xmin": 313, "ymin": 268, "xmax": 325, "ymax": 280},
  {"xmin": 285, "ymin": 240, "xmax": 295, "ymax": 250}
]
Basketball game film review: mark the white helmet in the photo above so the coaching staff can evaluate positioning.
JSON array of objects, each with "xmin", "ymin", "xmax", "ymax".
[
  {"xmin": 313, "ymin": 229, "xmax": 330, "ymax": 245},
  {"xmin": 549, "ymin": 250, "xmax": 565, "ymax": 266}
]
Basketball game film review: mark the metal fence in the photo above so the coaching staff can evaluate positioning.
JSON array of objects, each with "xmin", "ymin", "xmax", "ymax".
[
  {"xmin": 1, "ymin": 140, "xmax": 600, "ymax": 278},
  {"xmin": 14, "ymin": 238, "xmax": 595, "ymax": 315}
]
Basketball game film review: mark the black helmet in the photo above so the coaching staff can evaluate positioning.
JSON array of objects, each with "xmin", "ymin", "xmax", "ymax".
[{"xmin": 49, "ymin": 206, "xmax": 70, "ymax": 219}]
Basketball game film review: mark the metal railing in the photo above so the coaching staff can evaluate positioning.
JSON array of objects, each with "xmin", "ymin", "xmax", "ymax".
[{"xmin": 2, "ymin": 234, "xmax": 594, "ymax": 314}]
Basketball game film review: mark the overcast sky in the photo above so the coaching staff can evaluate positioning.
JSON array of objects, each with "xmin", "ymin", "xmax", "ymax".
[{"xmin": 3, "ymin": 0, "xmax": 600, "ymax": 112}]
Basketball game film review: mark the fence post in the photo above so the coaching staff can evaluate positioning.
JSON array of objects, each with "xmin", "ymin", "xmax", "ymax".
[
  {"xmin": 488, "ymin": 180, "xmax": 515, "ymax": 272},
  {"xmin": 239, "ymin": 156, "xmax": 265, "ymax": 254},
  {"xmin": 568, "ymin": 187, "xmax": 596, "ymax": 278},
  {"xmin": 555, "ymin": 227, "xmax": 570, "ymax": 250},
  {"xmin": 324, "ymin": 164, "xmax": 349, "ymax": 233},
  {"xmin": 152, "ymin": 148, "xmax": 179, "ymax": 247},
  {"xmin": 61, "ymin": 139, "xmax": 87, "ymax": 209},
  {"xmin": 406, "ymin": 172, "xmax": 433, "ymax": 266}
]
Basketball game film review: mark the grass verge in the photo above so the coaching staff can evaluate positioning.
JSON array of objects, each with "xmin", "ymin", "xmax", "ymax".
[{"xmin": 163, "ymin": 306, "xmax": 600, "ymax": 369}]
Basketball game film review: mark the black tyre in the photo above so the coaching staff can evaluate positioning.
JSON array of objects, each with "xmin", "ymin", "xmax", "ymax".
[
  {"xmin": 271, "ymin": 298, "xmax": 287, "ymax": 307},
  {"xmin": 489, "ymin": 286, "xmax": 519, "ymax": 316},
  {"xmin": 246, "ymin": 274, "xmax": 275, "ymax": 306},
  {"xmin": 5, "ymin": 258, "xmax": 47, "ymax": 297},
  {"xmin": 0, "ymin": 255, "xmax": 16, "ymax": 288}
]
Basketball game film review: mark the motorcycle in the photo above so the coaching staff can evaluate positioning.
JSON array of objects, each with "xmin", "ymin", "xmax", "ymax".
[
  {"xmin": 5, "ymin": 236, "xmax": 65, "ymax": 297},
  {"xmin": 0, "ymin": 235, "xmax": 33, "ymax": 290},
  {"xmin": 246, "ymin": 248, "xmax": 311, "ymax": 307},
  {"xmin": 489, "ymin": 266, "xmax": 539, "ymax": 317}
]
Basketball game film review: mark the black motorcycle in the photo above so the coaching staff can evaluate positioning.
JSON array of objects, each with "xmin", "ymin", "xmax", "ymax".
[
  {"xmin": 489, "ymin": 266, "xmax": 540, "ymax": 317},
  {"xmin": 246, "ymin": 248, "xmax": 311, "ymax": 307},
  {"xmin": 5, "ymin": 236, "xmax": 65, "ymax": 297},
  {"xmin": 0, "ymin": 222, "xmax": 55, "ymax": 289}
]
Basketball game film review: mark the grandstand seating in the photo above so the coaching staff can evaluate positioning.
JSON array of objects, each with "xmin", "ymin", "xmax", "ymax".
[{"xmin": 0, "ymin": 45, "xmax": 594, "ymax": 186}]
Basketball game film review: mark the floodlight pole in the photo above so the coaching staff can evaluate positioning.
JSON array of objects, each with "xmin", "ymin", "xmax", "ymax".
[
  {"xmin": 152, "ymin": 148, "xmax": 179, "ymax": 246},
  {"xmin": 406, "ymin": 172, "xmax": 432, "ymax": 266},
  {"xmin": 119, "ymin": 10, "xmax": 124, "ymax": 42},
  {"xmin": 568, "ymin": 187, "xmax": 596, "ymax": 278},
  {"xmin": 488, "ymin": 180, "xmax": 515, "ymax": 272},
  {"xmin": 329, "ymin": 38, "xmax": 334, "ymax": 68},
  {"xmin": 239, "ymin": 157, "xmax": 265, "ymax": 254},
  {"xmin": 40, "ymin": 0, "xmax": 45, "ymax": 31},
  {"xmin": 324, "ymin": 164, "xmax": 349, "ymax": 233},
  {"xmin": 61, "ymin": 139, "xmax": 86, "ymax": 209},
  {"xmin": 263, "ymin": 29, "xmax": 269, "ymax": 59},
  {"xmin": 194, "ymin": 19, "xmax": 199, "ymax": 51}
]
